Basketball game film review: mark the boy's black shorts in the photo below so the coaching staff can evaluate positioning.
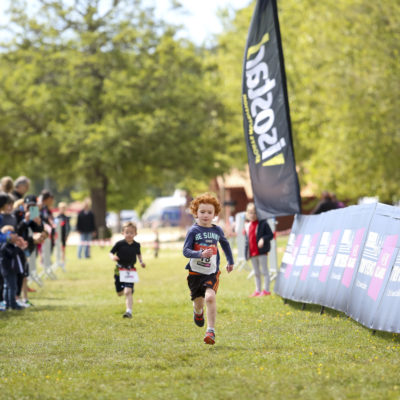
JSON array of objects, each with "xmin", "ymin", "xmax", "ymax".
[
  {"xmin": 187, "ymin": 271, "xmax": 221, "ymax": 301},
  {"xmin": 114, "ymin": 274, "xmax": 134, "ymax": 293}
]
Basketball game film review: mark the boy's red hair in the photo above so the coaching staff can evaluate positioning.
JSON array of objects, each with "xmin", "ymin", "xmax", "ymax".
[{"xmin": 189, "ymin": 193, "xmax": 221, "ymax": 216}]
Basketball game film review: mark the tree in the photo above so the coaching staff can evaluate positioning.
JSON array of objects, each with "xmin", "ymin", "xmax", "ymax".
[
  {"xmin": 280, "ymin": 0, "xmax": 400, "ymax": 203},
  {"xmin": 0, "ymin": 0, "xmax": 232, "ymax": 232},
  {"xmin": 214, "ymin": 0, "xmax": 400, "ymax": 203}
]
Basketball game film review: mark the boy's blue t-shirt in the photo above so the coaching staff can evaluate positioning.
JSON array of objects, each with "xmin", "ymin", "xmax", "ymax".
[{"xmin": 183, "ymin": 223, "xmax": 234, "ymax": 275}]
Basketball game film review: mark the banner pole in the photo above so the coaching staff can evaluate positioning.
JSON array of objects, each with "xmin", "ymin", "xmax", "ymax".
[{"xmin": 268, "ymin": 217, "xmax": 278, "ymax": 280}]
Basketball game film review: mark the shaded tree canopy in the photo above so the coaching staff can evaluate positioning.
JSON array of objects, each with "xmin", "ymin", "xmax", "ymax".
[{"xmin": 0, "ymin": 0, "xmax": 233, "ymax": 229}]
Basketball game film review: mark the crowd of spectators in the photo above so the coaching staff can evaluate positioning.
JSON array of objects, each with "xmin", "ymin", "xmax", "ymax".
[{"xmin": 0, "ymin": 175, "xmax": 70, "ymax": 312}]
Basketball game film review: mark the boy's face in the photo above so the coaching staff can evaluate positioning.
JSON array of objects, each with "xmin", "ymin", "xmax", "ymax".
[
  {"xmin": 123, "ymin": 227, "xmax": 136, "ymax": 242},
  {"xmin": 196, "ymin": 203, "xmax": 215, "ymax": 227}
]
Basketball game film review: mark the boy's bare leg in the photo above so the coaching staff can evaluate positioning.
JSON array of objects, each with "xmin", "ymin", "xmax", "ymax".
[
  {"xmin": 124, "ymin": 287, "xmax": 133, "ymax": 311},
  {"xmin": 205, "ymin": 288, "xmax": 216, "ymax": 329},
  {"xmin": 193, "ymin": 297, "xmax": 204, "ymax": 314}
]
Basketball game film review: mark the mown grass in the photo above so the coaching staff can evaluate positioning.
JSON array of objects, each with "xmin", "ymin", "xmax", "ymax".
[{"xmin": 0, "ymin": 241, "xmax": 399, "ymax": 400}]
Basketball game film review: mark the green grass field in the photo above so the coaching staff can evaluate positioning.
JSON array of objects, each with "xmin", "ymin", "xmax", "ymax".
[{"xmin": 1, "ymin": 241, "xmax": 399, "ymax": 400}]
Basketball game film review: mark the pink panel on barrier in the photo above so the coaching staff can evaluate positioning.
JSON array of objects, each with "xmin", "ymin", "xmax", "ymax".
[
  {"xmin": 284, "ymin": 234, "xmax": 303, "ymax": 279},
  {"xmin": 367, "ymin": 234, "xmax": 398, "ymax": 301},
  {"xmin": 300, "ymin": 233, "xmax": 320, "ymax": 281},
  {"xmin": 318, "ymin": 230, "xmax": 341, "ymax": 282},
  {"xmin": 341, "ymin": 228, "xmax": 365, "ymax": 287}
]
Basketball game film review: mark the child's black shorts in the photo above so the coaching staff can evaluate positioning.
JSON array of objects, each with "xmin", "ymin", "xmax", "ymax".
[
  {"xmin": 187, "ymin": 271, "xmax": 221, "ymax": 301},
  {"xmin": 114, "ymin": 274, "xmax": 134, "ymax": 293}
]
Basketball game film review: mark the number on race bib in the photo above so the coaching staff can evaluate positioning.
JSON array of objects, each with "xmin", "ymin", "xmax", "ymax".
[{"xmin": 119, "ymin": 269, "xmax": 139, "ymax": 283}]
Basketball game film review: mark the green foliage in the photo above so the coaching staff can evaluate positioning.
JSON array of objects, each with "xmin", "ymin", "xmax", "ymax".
[
  {"xmin": 0, "ymin": 244, "xmax": 399, "ymax": 399},
  {"xmin": 0, "ymin": 0, "xmax": 233, "ymax": 218},
  {"xmin": 279, "ymin": 0, "xmax": 400, "ymax": 202},
  {"xmin": 211, "ymin": 5, "xmax": 255, "ymax": 169},
  {"xmin": 214, "ymin": 0, "xmax": 400, "ymax": 203}
]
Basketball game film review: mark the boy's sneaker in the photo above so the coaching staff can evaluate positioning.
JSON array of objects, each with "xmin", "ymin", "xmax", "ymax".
[
  {"xmin": 193, "ymin": 310, "xmax": 205, "ymax": 327},
  {"xmin": 259, "ymin": 290, "xmax": 271, "ymax": 296},
  {"xmin": 204, "ymin": 330, "xmax": 215, "ymax": 345},
  {"xmin": 123, "ymin": 311, "xmax": 132, "ymax": 319},
  {"xmin": 250, "ymin": 290, "xmax": 261, "ymax": 297}
]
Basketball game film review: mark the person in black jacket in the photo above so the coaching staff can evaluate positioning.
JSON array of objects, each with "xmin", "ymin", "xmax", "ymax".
[
  {"xmin": 15, "ymin": 195, "xmax": 45, "ymax": 307},
  {"xmin": 244, "ymin": 202, "xmax": 274, "ymax": 297},
  {"xmin": 0, "ymin": 225, "xmax": 27, "ymax": 310},
  {"xmin": 311, "ymin": 191, "xmax": 338, "ymax": 214},
  {"xmin": 76, "ymin": 199, "xmax": 96, "ymax": 259}
]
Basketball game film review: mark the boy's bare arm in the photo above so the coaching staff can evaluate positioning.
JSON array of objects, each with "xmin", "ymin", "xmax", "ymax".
[
  {"xmin": 109, "ymin": 253, "xmax": 119, "ymax": 261},
  {"xmin": 138, "ymin": 254, "xmax": 146, "ymax": 268}
]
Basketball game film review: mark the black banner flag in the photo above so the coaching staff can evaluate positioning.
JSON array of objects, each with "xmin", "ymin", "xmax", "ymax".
[{"xmin": 242, "ymin": 0, "xmax": 301, "ymax": 219}]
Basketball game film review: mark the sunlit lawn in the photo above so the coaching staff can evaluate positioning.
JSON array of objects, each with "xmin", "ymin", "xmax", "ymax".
[{"xmin": 0, "ymin": 240, "xmax": 399, "ymax": 400}]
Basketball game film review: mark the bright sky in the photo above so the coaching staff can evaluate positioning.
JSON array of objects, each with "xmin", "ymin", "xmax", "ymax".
[
  {"xmin": 0, "ymin": 0, "xmax": 252, "ymax": 45},
  {"xmin": 154, "ymin": 0, "xmax": 252, "ymax": 44}
]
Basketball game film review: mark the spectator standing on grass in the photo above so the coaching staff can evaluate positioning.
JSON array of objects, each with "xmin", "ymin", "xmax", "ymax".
[
  {"xmin": 182, "ymin": 193, "xmax": 234, "ymax": 345},
  {"xmin": 109, "ymin": 222, "xmax": 145, "ymax": 319},
  {"xmin": 76, "ymin": 199, "xmax": 96, "ymax": 259},
  {"xmin": 244, "ymin": 202, "xmax": 274, "ymax": 297},
  {"xmin": 0, "ymin": 194, "xmax": 27, "ymax": 311},
  {"xmin": 39, "ymin": 190, "xmax": 56, "ymax": 250},
  {"xmin": 0, "ymin": 225, "xmax": 27, "ymax": 310},
  {"xmin": 16, "ymin": 195, "xmax": 45, "ymax": 307},
  {"xmin": 57, "ymin": 202, "xmax": 70, "ymax": 262},
  {"xmin": 11, "ymin": 176, "xmax": 30, "ymax": 202},
  {"xmin": 153, "ymin": 227, "xmax": 160, "ymax": 258}
]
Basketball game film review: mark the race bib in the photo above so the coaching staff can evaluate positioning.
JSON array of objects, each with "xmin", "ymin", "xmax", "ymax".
[
  {"xmin": 190, "ymin": 244, "xmax": 218, "ymax": 274},
  {"xmin": 119, "ymin": 269, "xmax": 139, "ymax": 283}
]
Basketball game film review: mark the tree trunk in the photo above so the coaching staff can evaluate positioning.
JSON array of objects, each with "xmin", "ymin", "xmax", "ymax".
[{"xmin": 90, "ymin": 175, "xmax": 108, "ymax": 240}]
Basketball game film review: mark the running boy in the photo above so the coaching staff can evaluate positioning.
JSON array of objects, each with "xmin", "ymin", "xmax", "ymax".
[
  {"xmin": 109, "ymin": 222, "xmax": 145, "ymax": 319},
  {"xmin": 183, "ymin": 193, "xmax": 234, "ymax": 345}
]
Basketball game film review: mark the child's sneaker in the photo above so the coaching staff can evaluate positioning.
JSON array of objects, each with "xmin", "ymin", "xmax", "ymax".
[
  {"xmin": 193, "ymin": 310, "xmax": 205, "ymax": 327},
  {"xmin": 249, "ymin": 290, "xmax": 261, "ymax": 297},
  {"xmin": 123, "ymin": 311, "xmax": 132, "ymax": 318},
  {"xmin": 16, "ymin": 299, "xmax": 29, "ymax": 308},
  {"xmin": 259, "ymin": 290, "xmax": 271, "ymax": 296},
  {"xmin": 204, "ymin": 330, "xmax": 215, "ymax": 345}
]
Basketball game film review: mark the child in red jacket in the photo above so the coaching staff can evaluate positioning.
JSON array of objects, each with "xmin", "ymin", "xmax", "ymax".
[{"xmin": 245, "ymin": 203, "xmax": 274, "ymax": 297}]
